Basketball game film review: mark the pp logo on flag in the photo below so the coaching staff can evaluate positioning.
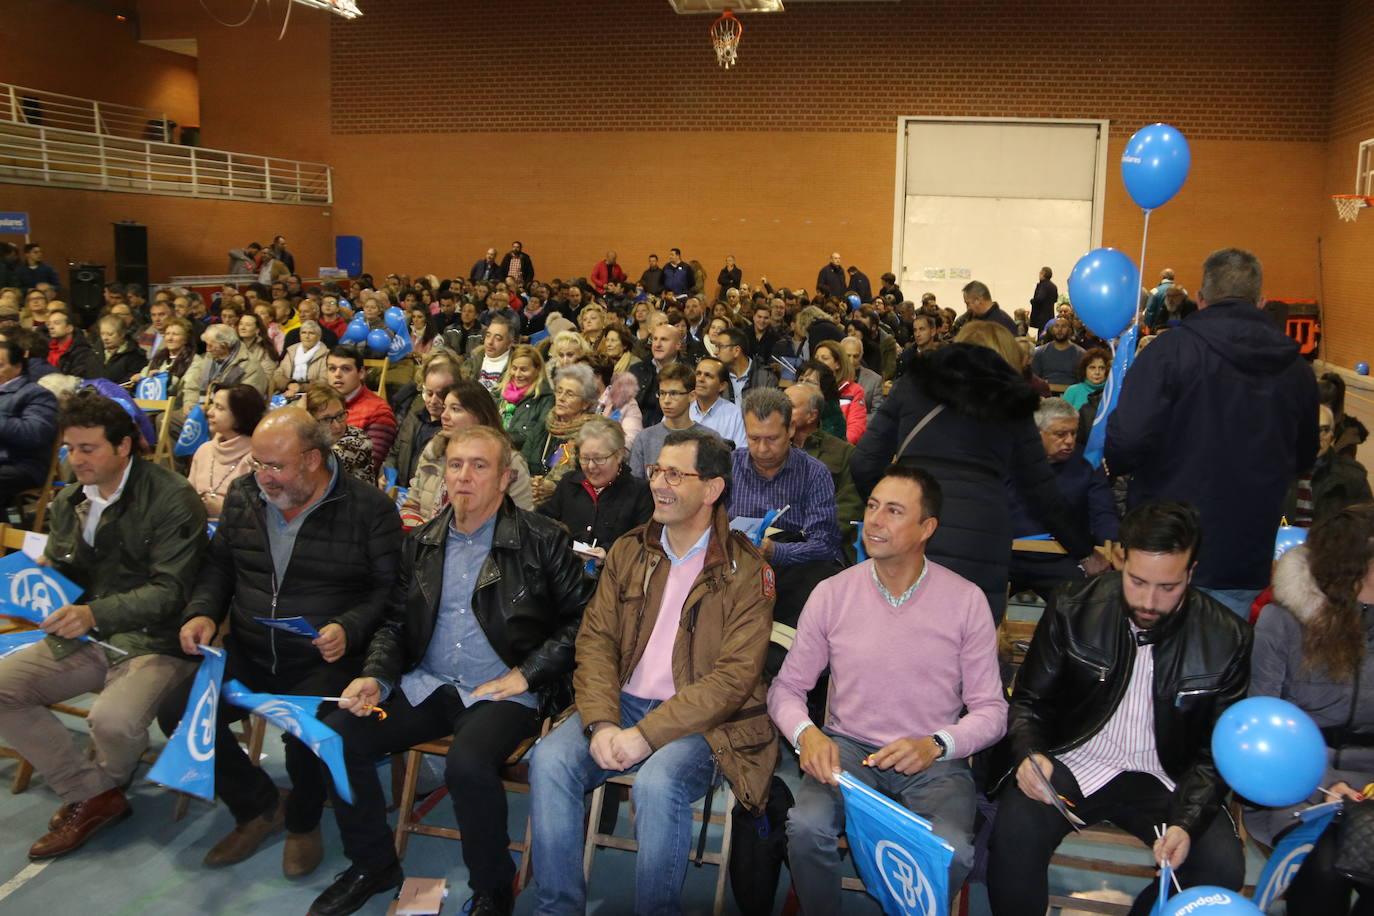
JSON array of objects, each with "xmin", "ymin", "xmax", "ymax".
[
  {"xmin": 876, "ymin": 839, "xmax": 938, "ymax": 916},
  {"xmin": 187, "ymin": 679, "xmax": 219, "ymax": 762},
  {"xmin": 179, "ymin": 415, "xmax": 204, "ymax": 446},
  {"xmin": 11, "ymin": 569, "xmax": 70, "ymax": 617},
  {"xmin": 254, "ymin": 698, "xmax": 303, "ymax": 736}
]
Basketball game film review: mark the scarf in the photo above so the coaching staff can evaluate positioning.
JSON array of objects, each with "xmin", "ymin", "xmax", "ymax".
[
  {"xmin": 152, "ymin": 346, "xmax": 193, "ymax": 378},
  {"xmin": 613, "ymin": 351, "xmax": 633, "ymax": 375},
  {"xmin": 292, "ymin": 342, "xmax": 322, "ymax": 381},
  {"xmin": 46, "ymin": 335, "xmax": 73, "ymax": 367},
  {"xmin": 502, "ymin": 379, "xmax": 530, "ymax": 405},
  {"xmin": 545, "ymin": 409, "xmax": 590, "ymax": 442}
]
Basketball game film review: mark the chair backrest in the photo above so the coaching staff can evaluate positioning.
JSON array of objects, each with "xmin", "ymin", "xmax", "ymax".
[
  {"xmin": 0, "ymin": 523, "xmax": 29, "ymax": 554},
  {"xmin": 1011, "ymin": 537, "xmax": 1068, "ymax": 556},
  {"xmin": 362, "ymin": 358, "xmax": 389, "ymax": 399},
  {"xmin": 134, "ymin": 397, "xmax": 176, "ymax": 471}
]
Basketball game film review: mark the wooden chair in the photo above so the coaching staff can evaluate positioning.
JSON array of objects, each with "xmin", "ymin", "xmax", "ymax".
[
  {"xmin": 134, "ymin": 397, "xmax": 177, "ymax": 471},
  {"xmin": 362, "ymin": 358, "xmax": 390, "ymax": 400},
  {"xmin": 10, "ymin": 436, "xmax": 63, "ymax": 533}
]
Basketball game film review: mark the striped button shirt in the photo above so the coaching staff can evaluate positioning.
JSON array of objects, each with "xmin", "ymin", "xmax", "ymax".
[{"xmin": 1058, "ymin": 628, "xmax": 1175, "ymax": 796}]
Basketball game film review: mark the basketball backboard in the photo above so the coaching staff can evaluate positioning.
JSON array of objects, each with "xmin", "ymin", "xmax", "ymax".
[{"xmin": 668, "ymin": 0, "xmax": 783, "ymax": 13}]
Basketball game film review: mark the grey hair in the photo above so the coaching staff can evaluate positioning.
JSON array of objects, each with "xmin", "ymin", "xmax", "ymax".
[
  {"xmin": 204, "ymin": 324, "xmax": 239, "ymax": 348},
  {"xmin": 298, "ymin": 319, "xmax": 321, "ymax": 335},
  {"xmin": 791, "ymin": 382, "xmax": 825, "ymax": 416},
  {"xmin": 962, "ymin": 279, "xmax": 991, "ymax": 301},
  {"xmin": 795, "ymin": 305, "xmax": 828, "ymax": 336},
  {"xmin": 1034, "ymin": 397, "xmax": 1079, "ymax": 431},
  {"xmin": 742, "ymin": 386, "xmax": 792, "ymax": 429},
  {"xmin": 1199, "ymin": 248, "xmax": 1262, "ymax": 305},
  {"xmin": 554, "ymin": 362, "xmax": 599, "ymax": 403},
  {"xmin": 576, "ymin": 415, "xmax": 626, "ymax": 452}
]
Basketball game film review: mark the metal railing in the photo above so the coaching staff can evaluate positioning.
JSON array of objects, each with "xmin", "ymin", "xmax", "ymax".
[
  {"xmin": 0, "ymin": 118, "xmax": 332, "ymax": 205},
  {"xmin": 3, "ymin": 83, "xmax": 173, "ymax": 142}
]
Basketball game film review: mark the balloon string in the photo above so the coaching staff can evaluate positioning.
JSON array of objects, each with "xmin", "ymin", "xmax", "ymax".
[{"xmin": 1135, "ymin": 208, "xmax": 1152, "ymax": 330}]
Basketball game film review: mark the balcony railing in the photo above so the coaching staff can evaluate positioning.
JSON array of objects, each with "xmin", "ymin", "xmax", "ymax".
[{"xmin": 3, "ymin": 83, "xmax": 174, "ymax": 142}]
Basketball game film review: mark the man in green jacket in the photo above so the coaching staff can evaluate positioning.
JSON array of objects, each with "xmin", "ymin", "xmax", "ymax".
[
  {"xmin": 787, "ymin": 383, "xmax": 864, "ymax": 562},
  {"xmin": 0, "ymin": 390, "xmax": 207, "ymax": 860}
]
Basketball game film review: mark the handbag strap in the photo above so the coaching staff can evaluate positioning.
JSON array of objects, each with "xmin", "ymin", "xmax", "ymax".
[{"xmin": 890, "ymin": 404, "xmax": 945, "ymax": 464}]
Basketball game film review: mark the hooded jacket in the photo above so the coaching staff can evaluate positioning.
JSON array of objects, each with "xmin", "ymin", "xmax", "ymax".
[
  {"xmin": 1106, "ymin": 299, "xmax": 1319, "ymax": 590},
  {"xmin": 852, "ymin": 343, "xmax": 1093, "ymax": 618},
  {"xmin": 573, "ymin": 506, "xmax": 778, "ymax": 815}
]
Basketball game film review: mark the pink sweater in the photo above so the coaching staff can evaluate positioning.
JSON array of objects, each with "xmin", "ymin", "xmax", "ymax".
[{"xmin": 767, "ymin": 558, "xmax": 1008, "ymax": 758}]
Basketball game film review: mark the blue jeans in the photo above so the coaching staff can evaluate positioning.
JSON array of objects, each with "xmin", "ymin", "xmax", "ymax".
[
  {"xmin": 786, "ymin": 731, "xmax": 976, "ymax": 914},
  {"xmin": 529, "ymin": 692, "xmax": 717, "ymax": 915},
  {"xmin": 1198, "ymin": 587, "xmax": 1262, "ymax": 620}
]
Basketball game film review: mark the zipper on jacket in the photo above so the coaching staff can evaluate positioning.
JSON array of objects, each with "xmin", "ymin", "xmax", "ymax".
[
  {"xmin": 1174, "ymin": 687, "xmax": 1218, "ymax": 708},
  {"xmin": 269, "ymin": 571, "xmax": 280, "ymax": 675}
]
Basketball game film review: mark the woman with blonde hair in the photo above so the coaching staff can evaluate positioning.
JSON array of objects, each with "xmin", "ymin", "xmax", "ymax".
[
  {"xmin": 497, "ymin": 344, "xmax": 553, "ymax": 454},
  {"xmin": 577, "ymin": 302, "xmax": 608, "ymax": 348},
  {"xmin": 527, "ymin": 363, "xmax": 597, "ymax": 504},
  {"xmin": 956, "ymin": 319, "xmax": 1051, "ymax": 397},
  {"xmin": 546, "ymin": 330, "xmax": 590, "ymax": 382},
  {"xmin": 813, "ymin": 339, "xmax": 868, "ymax": 444}
]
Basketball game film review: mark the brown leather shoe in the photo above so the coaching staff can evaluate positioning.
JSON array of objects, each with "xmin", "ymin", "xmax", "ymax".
[
  {"xmin": 28, "ymin": 788, "xmax": 131, "ymax": 860},
  {"xmin": 283, "ymin": 825, "xmax": 323, "ymax": 877},
  {"xmin": 47, "ymin": 801, "xmax": 77, "ymax": 832},
  {"xmin": 203, "ymin": 797, "xmax": 286, "ymax": 867}
]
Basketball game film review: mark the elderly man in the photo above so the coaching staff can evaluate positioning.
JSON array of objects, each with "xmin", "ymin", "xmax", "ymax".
[
  {"xmin": 988, "ymin": 501, "xmax": 1251, "ymax": 916},
  {"xmin": 326, "ymin": 346, "xmax": 397, "ymax": 471},
  {"xmin": 1106, "ymin": 248, "xmax": 1319, "ymax": 617},
  {"xmin": 530, "ymin": 428, "xmax": 777, "ymax": 914},
  {"xmin": 184, "ymin": 323, "xmax": 269, "ymax": 406},
  {"xmin": 1008, "ymin": 398, "xmax": 1120, "ymax": 600},
  {"xmin": 1146, "ymin": 284, "xmax": 1198, "ymax": 332},
  {"xmin": 1030, "ymin": 319, "xmax": 1085, "ymax": 387},
  {"xmin": 0, "ymin": 391, "xmax": 206, "ymax": 859},
  {"xmin": 773, "ymin": 465, "xmax": 1007, "ymax": 910},
  {"xmin": 470, "ymin": 247, "xmax": 501, "ymax": 283},
  {"xmin": 590, "ymin": 251, "xmax": 626, "ymax": 294},
  {"xmin": 630, "ymin": 322, "xmax": 691, "ymax": 427},
  {"xmin": 952, "ymin": 280, "xmax": 1017, "ymax": 335},
  {"xmin": 172, "ymin": 408, "xmax": 401, "ymax": 875},
  {"xmin": 313, "ymin": 425, "xmax": 592, "ymax": 916}
]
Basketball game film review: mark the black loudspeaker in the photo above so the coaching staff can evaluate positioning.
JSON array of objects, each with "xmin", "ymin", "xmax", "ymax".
[
  {"xmin": 67, "ymin": 263, "xmax": 105, "ymax": 328},
  {"xmin": 113, "ymin": 222, "xmax": 148, "ymax": 288}
]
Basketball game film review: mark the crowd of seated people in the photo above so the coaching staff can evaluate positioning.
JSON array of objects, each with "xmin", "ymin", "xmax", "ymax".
[{"xmin": 0, "ymin": 240, "xmax": 1370, "ymax": 916}]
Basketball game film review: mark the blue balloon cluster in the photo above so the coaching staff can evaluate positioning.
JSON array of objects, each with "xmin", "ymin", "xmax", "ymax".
[
  {"xmin": 366, "ymin": 329, "xmax": 391, "ymax": 354},
  {"xmin": 339, "ymin": 316, "xmax": 369, "ymax": 345},
  {"xmin": 1121, "ymin": 123, "xmax": 1192, "ymax": 211},
  {"xmin": 1211, "ymin": 696, "xmax": 1325, "ymax": 807},
  {"xmin": 1067, "ymin": 248, "xmax": 1140, "ymax": 341}
]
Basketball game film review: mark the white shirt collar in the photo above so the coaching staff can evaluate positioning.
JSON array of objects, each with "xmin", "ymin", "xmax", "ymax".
[{"xmin": 83, "ymin": 456, "xmax": 133, "ymax": 507}]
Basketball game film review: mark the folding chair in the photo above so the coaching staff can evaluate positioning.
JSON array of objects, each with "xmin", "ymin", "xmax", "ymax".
[
  {"xmin": 362, "ymin": 358, "xmax": 390, "ymax": 400},
  {"xmin": 134, "ymin": 397, "xmax": 176, "ymax": 471},
  {"xmin": 11, "ymin": 437, "xmax": 63, "ymax": 532}
]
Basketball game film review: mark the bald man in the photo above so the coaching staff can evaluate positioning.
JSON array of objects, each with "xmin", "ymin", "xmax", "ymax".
[{"xmin": 166, "ymin": 408, "xmax": 403, "ymax": 877}]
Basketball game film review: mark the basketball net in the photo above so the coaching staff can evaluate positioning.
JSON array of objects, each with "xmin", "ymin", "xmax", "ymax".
[
  {"xmin": 711, "ymin": 10, "xmax": 742, "ymax": 69},
  {"xmin": 1333, "ymin": 195, "xmax": 1369, "ymax": 222}
]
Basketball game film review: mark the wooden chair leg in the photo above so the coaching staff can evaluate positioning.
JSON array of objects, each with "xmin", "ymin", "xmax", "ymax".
[
  {"xmin": 712, "ymin": 796, "xmax": 733, "ymax": 916},
  {"xmin": 11, "ymin": 757, "xmax": 33, "ymax": 794},
  {"xmin": 389, "ymin": 753, "xmax": 405, "ymax": 813},
  {"xmin": 394, "ymin": 748, "xmax": 424, "ymax": 859},
  {"xmin": 582, "ymin": 783, "xmax": 607, "ymax": 881},
  {"xmin": 515, "ymin": 809, "xmax": 534, "ymax": 890},
  {"xmin": 172, "ymin": 792, "xmax": 191, "ymax": 821}
]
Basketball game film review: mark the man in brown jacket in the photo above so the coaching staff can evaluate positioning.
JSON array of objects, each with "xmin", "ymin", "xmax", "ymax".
[{"xmin": 529, "ymin": 427, "xmax": 777, "ymax": 914}]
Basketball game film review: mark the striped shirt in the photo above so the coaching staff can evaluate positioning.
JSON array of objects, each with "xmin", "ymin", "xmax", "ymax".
[{"xmin": 1058, "ymin": 628, "xmax": 1175, "ymax": 796}]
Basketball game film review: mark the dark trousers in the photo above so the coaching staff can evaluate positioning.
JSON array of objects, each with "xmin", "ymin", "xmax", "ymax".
[
  {"xmin": 157, "ymin": 646, "xmax": 360, "ymax": 832},
  {"xmin": 323, "ymin": 685, "xmax": 540, "ymax": 890},
  {"xmin": 1287, "ymin": 819, "xmax": 1374, "ymax": 916},
  {"xmin": 767, "ymin": 560, "xmax": 842, "ymax": 681},
  {"xmin": 987, "ymin": 760, "xmax": 1245, "ymax": 916},
  {"xmin": 1008, "ymin": 550, "xmax": 1084, "ymax": 603},
  {"xmin": 0, "ymin": 463, "xmax": 43, "ymax": 513}
]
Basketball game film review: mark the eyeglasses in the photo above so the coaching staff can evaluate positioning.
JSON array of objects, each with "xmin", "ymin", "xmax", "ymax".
[
  {"xmin": 646, "ymin": 465, "xmax": 703, "ymax": 486},
  {"xmin": 316, "ymin": 410, "xmax": 347, "ymax": 425},
  {"xmin": 657, "ymin": 389, "xmax": 691, "ymax": 400},
  {"xmin": 249, "ymin": 451, "xmax": 306, "ymax": 474},
  {"xmin": 579, "ymin": 451, "xmax": 620, "ymax": 468}
]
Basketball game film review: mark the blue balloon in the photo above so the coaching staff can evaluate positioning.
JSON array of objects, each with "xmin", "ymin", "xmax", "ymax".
[
  {"xmin": 1357, "ymin": 361, "xmax": 1370, "ymax": 376},
  {"xmin": 1121, "ymin": 123, "xmax": 1192, "ymax": 210},
  {"xmin": 1211, "ymin": 697, "xmax": 1325, "ymax": 807},
  {"xmin": 1162, "ymin": 887, "xmax": 1261, "ymax": 916},
  {"xmin": 846, "ymin": 293, "xmax": 861, "ymax": 310},
  {"xmin": 1273, "ymin": 525, "xmax": 1307, "ymax": 560},
  {"xmin": 384, "ymin": 306, "xmax": 407, "ymax": 334},
  {"xmin": 1067, "ymin": 248, "xmax": 1140, "ymax": 340},
  {"xmin": 339, "ymin": 317, "xmax": 368, "ymax": 345},
  {"xmin": 365, "ymin": 329, "xmax": 391, "ymax": 354}
]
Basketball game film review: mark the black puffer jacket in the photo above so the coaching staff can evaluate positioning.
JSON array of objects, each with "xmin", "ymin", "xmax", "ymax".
[
  {"xmin": 1000, "ymin": 573, "xmax": 1252, "ymax": 836},
  {"xmin": 851, "ymin": 343, "xmax": 1093, "ymax": 618},
  {"xmin": 363, "ymin": 498, "xmax": 595, "ymax": 717},
  {"xmin": 537, "ymin": 463, "xmax": 654, "ymax": 552},
  {"xmin": 183, "ymin": 465, "xmax": 403, "ymax": 675}
]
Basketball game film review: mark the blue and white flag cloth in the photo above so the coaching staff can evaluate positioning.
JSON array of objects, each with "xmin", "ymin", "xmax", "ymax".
[
  {"xmin": 268, "ymin": 394, "xmax": 289, "ymax": 411},
  {"xmin": 223, "ymin": 680, "xmax": 354, "ymax": 804},
  {"xmin": 1083, "ymin": 322, "xmax": 1138, "ymax": 469},
  {"xmin": 252, "ymin": 616, "xmax": 321, "ymax": 638},
  {"xmin": 387, "ymin": 325, "xmax": 413, "ymax": 363},
  {"xmin": 175, "ymin": 402, "xmax": 210, "ymax": 457},
  {"xmin": 0, "ymin": 629, "xmax": 46, "ymax": 660},
  {"xmin": 146, "ymin": 646, "xmax": 225, "ymax": 801},
  {"xmin": 837, "ymin": 771, "xmax": 954, "ymax": 916},
  {"xmin": 134, "ymin": 372, "xmax": 169, "ymax": 401},
  {"xmin": 1252, "ymin": 803, "xmax": 1339, "ymax": 909},
  {"xmin": 0, "ymin": 551, "xmax": 82, "ymax": 623}
]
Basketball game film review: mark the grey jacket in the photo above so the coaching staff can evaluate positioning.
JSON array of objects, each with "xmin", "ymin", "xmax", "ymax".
[{"xmin": 1246, "ymin": 544, "xmax": 1374, "ymax": 845}]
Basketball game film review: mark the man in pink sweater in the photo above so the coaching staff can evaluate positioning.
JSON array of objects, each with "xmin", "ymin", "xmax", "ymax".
[{"xmin": 768, "ymin": 463, "xmax": 1008, "ymax": 910}]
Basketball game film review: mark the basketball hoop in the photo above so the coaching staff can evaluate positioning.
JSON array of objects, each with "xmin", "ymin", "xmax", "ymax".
[
  {"xmin": 711, "ymin": 10, "xmax": 742, "ymax": 69},
  {"xmin": 1332, "ymin": 194, "xmax": 1373, "ymax": 222}
]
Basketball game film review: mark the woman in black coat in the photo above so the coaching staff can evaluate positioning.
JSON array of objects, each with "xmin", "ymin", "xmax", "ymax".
[
  {"xmin": 537, "ymin": 415, "xmax": 653, "ymax": 563},
  {"xmin": 851, "ymin": 341, "xmax": 1099, "ymax": 621}
]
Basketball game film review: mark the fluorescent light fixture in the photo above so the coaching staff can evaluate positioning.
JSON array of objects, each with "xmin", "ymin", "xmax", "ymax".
[{"xmin": 292, "ymin": 0, "xmax": 362, "ymax": 19}]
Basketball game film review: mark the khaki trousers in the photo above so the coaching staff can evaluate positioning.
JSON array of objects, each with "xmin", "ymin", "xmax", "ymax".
[{"xmin": 0, "ymin": 640, "xmax": 194, "ymax": 803}]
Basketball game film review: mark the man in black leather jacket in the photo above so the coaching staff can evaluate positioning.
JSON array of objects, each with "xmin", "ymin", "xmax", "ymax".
[
  {"xmin": 312, "ymin": 425, "xmax": 594, "ymax": 916},
  {"xmin": 987, "ymin": 501, "xmax": 1251, "ymax": 916}
]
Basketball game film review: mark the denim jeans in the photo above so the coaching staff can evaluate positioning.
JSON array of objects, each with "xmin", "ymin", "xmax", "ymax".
[
  {"xmin": 786, "ymin": 731, "xmax": 976, "ymax": 914},
  {"xmin": 529, "ymin": 692, "xmax": 717, "ymax": 915},
  {"xmin": 1198, "ymin": 587, "xmax": 1263, "ymax": 621}
]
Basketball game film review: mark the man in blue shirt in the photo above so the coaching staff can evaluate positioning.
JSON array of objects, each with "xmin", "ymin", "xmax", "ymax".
[
  {"xmin": 315, "ymin": 425, "xmax": 593, "ymax": 916},
  {"xmin": 661, "ymin": 247, "xmax": 694, "ymax": 298}
]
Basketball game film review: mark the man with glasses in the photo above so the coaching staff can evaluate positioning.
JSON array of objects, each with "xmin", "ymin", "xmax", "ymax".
[
  {"xmin": 628, "ymin": 363, "xmax": 717, "ymax": 479},
  {"xmin": 529, "ymin": 428, "xmax": 777, "ymax": 914},
  {"xmin": 169, "ymin": 407, "xmax": 402, "ymax": 878}
]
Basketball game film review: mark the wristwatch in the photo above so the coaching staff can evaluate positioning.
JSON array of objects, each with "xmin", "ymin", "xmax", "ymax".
[
  {"xmin": 584, "ymin": 721, "xmax": 608, "ymax": 740},
  {"xmin": 929, "ymin": 733, "xmax": 949, "ymax": 760}
]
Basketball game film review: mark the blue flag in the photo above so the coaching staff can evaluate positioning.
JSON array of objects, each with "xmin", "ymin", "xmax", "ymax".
[
  {"xmin": 134, "ymin": 372, "xmax": 169, "ymax": 401},
  {"xmin": 0, "ymin": 629, "xmax": 46, "ymax": 660},
  {"xmin": 837, "ymin": 771, "xmax": 954, "ymax": 916},
  {"xmin": 1083, "ymin": 323, "xmax": 1138, "ymax": 469},
  {"xmin": 1252, "ymin": 804, "xmax": 1339, "ymax": 909},
  {"xmin": 268, "ymin": 394, "xmax": 289, "ymax": 411},
  {"xmin": 146, "ymin": 646, "xmax": 225, "ymax": 802},
  {"xmin": 176, "ymin": 402, "xmax": 211, "ymax": 457},
  {"xmin": 0, "ymin": 552, "xmax": 83, "ymax": 623},
  {"xmin": 223, "ymin": 680, "xmax": 353, "ymax": 804},
  {"xmin": 387, "ymin": 325, "xmax": 413, "ymax": 363}
]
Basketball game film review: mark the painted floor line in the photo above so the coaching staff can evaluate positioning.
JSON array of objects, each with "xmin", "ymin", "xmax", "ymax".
[{"xmin": 0, "ymin": 860, "xmax": 50, "ymax": 902}]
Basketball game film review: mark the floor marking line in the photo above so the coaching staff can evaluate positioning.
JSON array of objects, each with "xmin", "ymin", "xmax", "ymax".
[{"xmin": 0, "ymin": 860, "xmax": 50, "ymax": 902}]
